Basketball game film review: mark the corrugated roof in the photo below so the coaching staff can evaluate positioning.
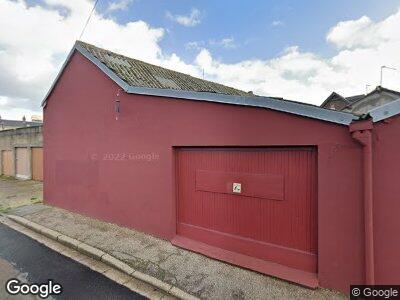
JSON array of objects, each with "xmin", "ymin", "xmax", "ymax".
[
  {"xmin": 345, "ymin": 94, "xmax": 365, "ymax": 104},
  {"xmin": 77, "ymin": 41, "xmax": 251, "ymax": 97},
  {"xmin": 42, "ymin": 41, "xmax": 360, "ymax": 125}
]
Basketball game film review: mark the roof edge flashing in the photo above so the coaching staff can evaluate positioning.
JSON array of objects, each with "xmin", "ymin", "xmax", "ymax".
[
  {"xmin": 75, "ymin": 44, "xmax": 130, "ymax": 91},
  {"xmin": 42, "ymin": 42, "xmax": 358, "ymax": 125},
  {"xmin": 125, "ymin": 85, "xmax": 357, "ymax": 125},
  {"xmin": 41, "ymin": 42, "xmax": 131, "ymax": 108},
  {"xmin": 365, "ymin": 98, "xmax": 400, "ymax": 122}
]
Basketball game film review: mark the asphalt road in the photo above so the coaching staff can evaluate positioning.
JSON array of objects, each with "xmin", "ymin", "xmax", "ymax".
[{"xmin": 0, "ymin": 223, "xmax": 146, "ymax": 300}]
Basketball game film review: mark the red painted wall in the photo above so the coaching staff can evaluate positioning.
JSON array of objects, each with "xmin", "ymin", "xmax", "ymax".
[
  {"xmin": 373, "ymin": 116, "xmax": 400, "ymax": 284},
  {"xmin": 44, "ymin": 52, "xmax": 368, "ymax": 293}
]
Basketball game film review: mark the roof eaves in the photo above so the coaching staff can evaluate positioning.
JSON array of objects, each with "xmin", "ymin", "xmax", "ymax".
[
  {"xmin": 42, "ymin": 43, "xmax": 358, "ymax": 125},
  {"xmin": 41, "ymin": 43, "xmax": 131, "ymax": 107},
  {"xmin": 75, "ymin": 43, "xmax": 131, "ymax": 91},
  {"xmin": 365, "ymin": 97, "xmax": 400, "ymax": 122},
  {"xmin": 80, "ymin": 45, "xmax": 357, "ymax": 125},
  {"xmin": 375, "ymin": 86, "xmax": 400, "ymax": 97},
  {"xmin": 125, "ymin": 85, "xmax": 357, "ymax": 125}
]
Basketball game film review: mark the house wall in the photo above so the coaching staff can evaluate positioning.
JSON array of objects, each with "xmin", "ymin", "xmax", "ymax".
[
  {"xmin": 348, "ymin": 91, "xmax": 399, "ymax": 114},
  {"xmin": 44, "ymin": 52, "xmax": 367, "ymax": 293},
  {"xmin": 0, "ymin": 126, "xmax": 43, "ymax": 179},
  {"xmin": 322, "ymin": 99, "xmax": 347, "ymax": 111}
]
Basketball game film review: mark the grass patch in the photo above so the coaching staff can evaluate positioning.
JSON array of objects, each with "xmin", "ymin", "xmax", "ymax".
[
  {"xmin": 0, "ymin": 207, "xmax": 11, "ymax": 214},
  {"xmin": 0, "ymin": 198, "xmax": 43, "ymax": 214},
  {"xmin": 0, "ymin": 175, "xmax": 17, "ymax": 181},
  {"xmin": 30, "ymin": 198, "xmax": 42, "ymax": 205}
]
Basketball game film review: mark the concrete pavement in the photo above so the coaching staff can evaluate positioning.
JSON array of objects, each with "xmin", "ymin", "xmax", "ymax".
[
  {"xmin": 0, "ymin": 177, "xmax": 346, "ymax": 299},
  {"xmin": 12, "ymin": 205, "xmax": 346, "ymax": 300}
]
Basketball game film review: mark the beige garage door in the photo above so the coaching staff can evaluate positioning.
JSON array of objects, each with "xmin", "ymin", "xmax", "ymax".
[
  {"xmin": 16, "ymin": 147, "xmax": 30, "ymax": 179},
  {"xmin": 32, "ymin": 147, "xmax": 43, "ymax": 181},
  {"xmin": 2, "ymin": 150, "xmax": 13, "ymax": 176}
]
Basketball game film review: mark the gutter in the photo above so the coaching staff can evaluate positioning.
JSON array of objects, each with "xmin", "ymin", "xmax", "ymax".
[{"xmin": 349, "ymin": 120, "xmax": 375, "ymax": 285}]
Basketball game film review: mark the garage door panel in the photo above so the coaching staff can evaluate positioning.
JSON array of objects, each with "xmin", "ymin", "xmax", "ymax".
[
  {"xmin": 178, "ymin": 222, "xmax": 317, "ymax": 273},
  {"xmin": 177, "ymin": 147, "xmax": 317, "ymax": 272},
  {"xmin": 192, "ymin": 192, "xmax": 264, "ymax": 240},
  {"xmin": 16, "ymin": 147, "xmax": 29, "ymax": 179},
  {"xmin": 2, "ymin": 150, "xmax": 13, "ymax": 176},
  {"xmin": 32, "ymin": 147, "xmax": 43, "ymax": 181}
]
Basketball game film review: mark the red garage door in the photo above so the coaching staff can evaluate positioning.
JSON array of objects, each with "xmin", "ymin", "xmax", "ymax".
[{"xmin": 175, "ymin": 147, "xmax": 317, "ymax": 275}]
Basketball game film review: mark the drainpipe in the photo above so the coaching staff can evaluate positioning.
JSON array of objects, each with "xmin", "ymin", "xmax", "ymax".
[{"xmin": 349, "ymin": 120, "xmax": 374, "ymax": 285}]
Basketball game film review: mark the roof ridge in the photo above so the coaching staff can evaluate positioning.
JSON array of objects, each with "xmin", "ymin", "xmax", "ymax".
[{"xmin": 373, "ymin": 85, "xmax": 400, "ymax": 96}]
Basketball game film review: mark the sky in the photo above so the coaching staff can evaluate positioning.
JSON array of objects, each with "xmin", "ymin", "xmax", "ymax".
[{"xmin": 1, "ymin": 0, "xmax": 400, "ymax": 120}]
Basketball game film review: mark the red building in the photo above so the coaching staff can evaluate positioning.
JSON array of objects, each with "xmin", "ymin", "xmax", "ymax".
[{"xmin": 43, "ymin": 41, "xmax": 400, "ymax": 294}]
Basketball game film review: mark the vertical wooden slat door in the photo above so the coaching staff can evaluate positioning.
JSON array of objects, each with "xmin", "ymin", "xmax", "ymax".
[
  {"xmin": 1, "ymin": 150, "xmax": 13, "ymax": 176},
  {"xmin": 32, "ymin": 147, "xmax": 43, "ymax": 181},
  {"xmin": 176, "ymin": 147, "xmax": 318, "ymax": 273},
  {"xmin": 16, "ymin": 147, "xmax": 29, "ymax": 179}
]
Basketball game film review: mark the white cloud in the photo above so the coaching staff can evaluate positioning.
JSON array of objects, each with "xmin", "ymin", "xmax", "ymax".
[
  {"xmin": 271, "ymin": 20, "xmax": 284, "ymax": 27},
  {"xmin": 107, "ymin": 0, "xmax": 133, "ymax": 12},
  {"xmin": 166, "ymin": 8, "xmax": 201, "ymax": 27},
  {"xmin": 83, "ymin": 19, "xmax": 164, "ymax": 63},
  {"xmin": 0, "ymin": 95, "xmax": 39, "ymax": 120},
  {"xmin": 159, "ymin": 53, "xmax": 200, "ymax": 77},
  {"xmin": 185, "ymin": 41, "xmax": 205, "ymax": 50},
  {"xmin": 192, "ymin": 10, "xmax": 400, "ymax": 102},
  {"xmin": 188, "ymin": 37, "xmax": 237, "ymax": 50},
  {"xmin": 327, "ymin": 11, "xmax": 400, "ymax": 50},
  {"xmin": 0, "ymin": 1, "xmax": 400, "ymax": 119},
  {"xmin": 209, "ymin": 37, "xmax": 237, "ymax": 49},
  {"xmin": 0, "ymin": 0, "xmax": 164, "ymax": 119}
]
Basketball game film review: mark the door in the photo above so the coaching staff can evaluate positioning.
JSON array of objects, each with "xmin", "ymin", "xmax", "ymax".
[
  {"xmin": 1, "ymin": 150, "xmax": 13, "ymax": 176},
  {"xmin": 176, "ymin": 147, "xmax": 317, "ymax": 273},
  {"xmin": 16, "ymin": 147, "xmax": 30, "ymax": 179},
  {"xmin": 32, "ymin": 147, "xmax": 43, "ymax": 181}
]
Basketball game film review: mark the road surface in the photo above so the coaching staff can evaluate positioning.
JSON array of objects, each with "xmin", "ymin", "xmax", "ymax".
[{"xmin": 0, "ymin": 223, "xmax": 146, "ymax": 299}]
